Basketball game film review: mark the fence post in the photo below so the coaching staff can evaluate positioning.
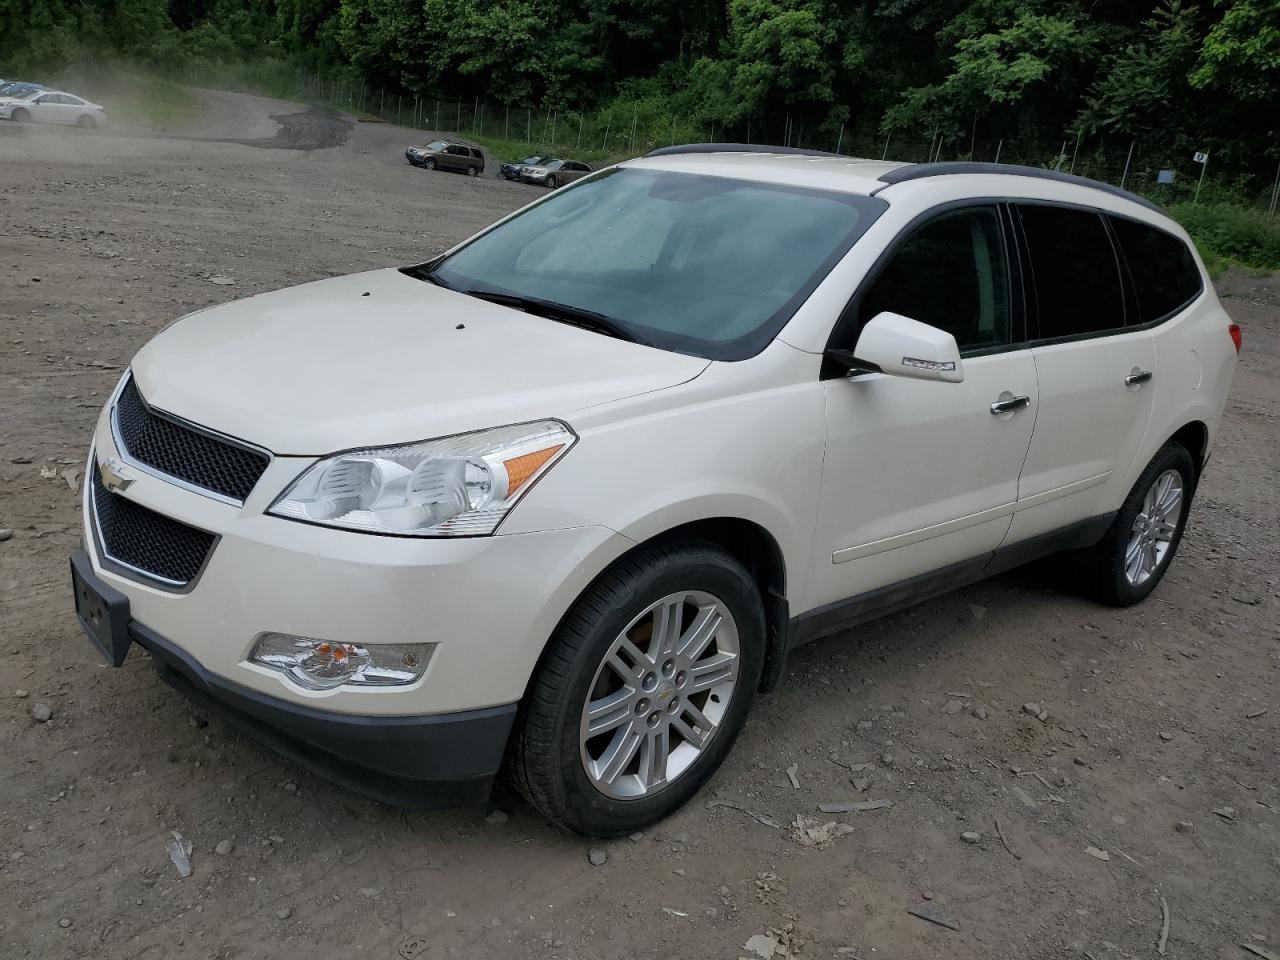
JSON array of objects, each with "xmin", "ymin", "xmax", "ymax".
[
  {"xmin": 670, "ymin": 114, "xmax": 676, "ymax": 146},
  {"xmin": 505, "ymin": 106, "xmax": 509, "ymax": 140},
  {"xmin": 835, "ymin": 121, "xmax": 845, "ymax": 155},
  {"xmin": 380, "ymin": 90, "xmax": 385, "ymax": 118},
  {"xmin": 397, "ymin": 95, "xmax": 401, "ymax": 126},
  {"xmin": 881, "ymin": 131, "xmax": 890, "ymax": 160},
  {"xmin": 527, "ymin": 108, "xmax": 531, "ymax": 143},
  {"xmin": 602, "ymin": 114, "xmax": 611, "ymax": 150},
  {"xmin": 994, "ymin": 138, "xmax": 1003, "ymax": 163},
  {"xmin": 1119, "ymin": 141, "xmax": 1135, "ymax": 188},
  {"xmin": 473, "ymin": 96, "xmax": 479, "ymax": 133},
  {"xmin": 576, "ymin": 113, "xmax": 583, "ymax": 149},
  {"xmin": 1269, "ymin": 158, "xmax": 1280, "ymax": 219},
  {"xmin": 414, "ymin": 97, "xmax": 419, "ymax": 129},
  {"xmin": 1194, "ymin": 151, "xmax": 1209, "ymax": 204},
  {"xmin": 629, "ymin": 108, "xmax": 637, "ymax": 153},
  {"xmin": 1069, "ymin": 130, "xmax": 1082, "ymax": 174}
]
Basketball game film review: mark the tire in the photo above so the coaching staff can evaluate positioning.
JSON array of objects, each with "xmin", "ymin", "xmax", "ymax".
[
  {"xmin": 77, "ymin": 114, "xmax": 96, "ymax": 129},
  {"xmin": 423, "ymin": 158, "xmax": 436, "ymax": 170},
  {"xmin": 466, "ymin": 165, "xmax": 478, "ymax": 177},
  {"xmin": 11, "ymin": 108, "xmax": 28, "ymax": 122},
  {"xmin": 509, "ymin": 539, "xmax": 766, "ymax": 836},
  {"xmin": 1075, "ymin": 442, "xmax": 1196, "ymax": 606},
  {"xmin": 545, "ymin": 175, "xmax": 558, "ymax": 189}
]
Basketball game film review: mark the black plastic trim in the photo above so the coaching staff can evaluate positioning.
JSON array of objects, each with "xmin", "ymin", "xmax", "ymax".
[
  {"xmin": 128, "ymin": 622, "xmax": 516, "ymax": 807},
  {"xmin": 88, "ymin": 453, "xmax": 220, "ymax": 594},
  {"xmin": 645, "ymin": 142, "xmax": 837, "ymax": 159},
  {"xmin": 875, "ymin": 162, "xmax": 1163, "ymax": 214},
  {"xmin": 786, "ymin": 513, "xmax": 1115, "ymax": 647}
]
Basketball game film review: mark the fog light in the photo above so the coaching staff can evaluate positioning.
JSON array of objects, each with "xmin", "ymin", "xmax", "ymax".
[{"xmin": 249, "ymin": 633, "xmax": 434, "ymax": 691}]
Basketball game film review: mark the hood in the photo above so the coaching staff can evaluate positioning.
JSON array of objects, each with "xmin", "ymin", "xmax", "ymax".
[{"xmin": 130, "ymin": 269, "xmax": 709, "ymax": 454}]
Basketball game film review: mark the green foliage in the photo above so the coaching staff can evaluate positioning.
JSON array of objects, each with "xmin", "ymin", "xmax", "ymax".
[
  {"xmin": 1171, "ymin": 201, "xmax": 1280, "ymax": 271},
  {"xmin": 1, "ymin": 0, "xmax": 1277, "ymax": 226},
  {"xmin": 1077, "ymin": 0, "xmax": 1202, "ymax": 139},
  {"xmin": 1191, "ymin": 0, "xmax": 1280, "ymax": 100}
]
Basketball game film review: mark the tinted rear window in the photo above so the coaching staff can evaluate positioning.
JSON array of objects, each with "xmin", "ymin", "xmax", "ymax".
[
  {"xmin": 1017, "ymin": 204, "xmax": 1125, "ymax": 340},
  {"xmin": 1109, "ymin": 217, "xmax": 1202, "ymax": 324}
]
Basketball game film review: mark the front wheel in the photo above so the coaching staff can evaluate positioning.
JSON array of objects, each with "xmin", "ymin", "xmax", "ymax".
[
  {"xmin": 510, "ymin": 540, "xmax": 765, "ymax": 836},
  {"xmin": 1076, "ymin": 442, "xmax": 1196, "ymax": 606},
  {"xmin": 545, "ymin": 175, "xmax": 558, "ymax": 189},
  {"xmin": 77, "ymin": 114, "xmax": 96, "ymax": 129},
  {"xmin": 423, "ymin": 157, "xmax": 436, "ymax": 171},
  {"xmin": 11, "ymin": 108, "xmax": 29, "ymax": 122}
]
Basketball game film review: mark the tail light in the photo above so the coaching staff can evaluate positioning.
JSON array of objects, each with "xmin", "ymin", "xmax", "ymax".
[{"xmin": 1228, "ymin": 322, "xmax": 1242, "ymax": 353}]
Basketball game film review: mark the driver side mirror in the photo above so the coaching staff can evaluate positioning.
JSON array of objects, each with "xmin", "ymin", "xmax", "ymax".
[{"xmin": 826, "ymin": 312, "xmax": 964, "ymax": 383}]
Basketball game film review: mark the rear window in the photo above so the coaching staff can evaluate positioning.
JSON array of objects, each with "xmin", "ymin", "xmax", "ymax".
[
  {"xmin": 1108, "ymin": 217, "xmax": 1202, "ymax": 324},
  {"xmin": 1017, "ymin": 204, "xmax": 1125, "ymax": 340}
]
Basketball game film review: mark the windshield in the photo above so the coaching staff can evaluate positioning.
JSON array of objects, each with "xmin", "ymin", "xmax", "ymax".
[
  {"xmin": 519, "ymin": 156, "xmax": 544, "ymax": 164},
  {"xmin": 424, "ymin": 140, "xmax": 448, "ymax": 150},
  {"xmin": 427, "ymin": 168, "xmax": 885, "ymax": 359},
  {"xmin": 16, "ymin": 90, "xmax": 40, "ymax": 100}
]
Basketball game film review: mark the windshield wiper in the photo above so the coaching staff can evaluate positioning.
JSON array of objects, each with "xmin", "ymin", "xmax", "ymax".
[
  {"xmin": 462, "ymin": 289, "xmax": 644, "ymax": 345},
  {"xmin": 403, "ymin": 262, "xmax": 454, "ymax": 289}
]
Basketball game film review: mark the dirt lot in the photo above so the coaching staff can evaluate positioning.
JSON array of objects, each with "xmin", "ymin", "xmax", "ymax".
[{"xmin": 1, "ymin": 91, "xmax": 1277, "ymax": 960}]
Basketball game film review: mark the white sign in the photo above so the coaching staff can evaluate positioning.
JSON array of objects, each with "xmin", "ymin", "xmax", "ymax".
[{"xmin": 1193, "ymin": 151, "xmax": 1208, "ymax": 164}]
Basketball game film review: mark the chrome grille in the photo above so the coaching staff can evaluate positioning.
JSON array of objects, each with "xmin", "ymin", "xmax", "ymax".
[{"xmin": 114, "ymin": 375, "xmax": 269, "ymax": 503}]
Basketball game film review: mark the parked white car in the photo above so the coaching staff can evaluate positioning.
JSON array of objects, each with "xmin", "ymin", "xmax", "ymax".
[
  {"xmin": 0, "ymin": 88, "xmax": 105, "ymax": 127},
  {"xmin": 71, "ymin": 148, "xmax": 1238, "ymax": 835}
]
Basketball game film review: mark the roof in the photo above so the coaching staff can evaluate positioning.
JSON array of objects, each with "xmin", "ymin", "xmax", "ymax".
[
  {"xmin": 631, "ymin": 144, "xmax": 1162, "ymax": 214},
  {"xmin": 628, "ymin": 145, "xmax": 907, "ymax": 195}
]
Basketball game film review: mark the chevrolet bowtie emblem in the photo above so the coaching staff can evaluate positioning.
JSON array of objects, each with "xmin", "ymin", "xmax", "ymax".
[{"xmin": 99, "ymin": 456, "xmax": 136, "ymax": 493}]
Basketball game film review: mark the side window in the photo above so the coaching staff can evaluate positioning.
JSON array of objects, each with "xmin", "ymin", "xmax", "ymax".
[
  {"xmin": 857, "ymin": 205, "xmax": 1012, "ymax": 352},
  {"xmin": 1108, "ymin": 216, "xmax": 1202, "ymax": 325},
  {"xmin": 1017, "ymin": 204, "xmax": 1125, "ymax": 340}
]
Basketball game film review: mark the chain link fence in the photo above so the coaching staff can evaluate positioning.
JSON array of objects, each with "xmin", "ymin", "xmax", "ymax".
[{"xmin": 302, "ymin": 73, "xmax": 1280, "ymax": 215}]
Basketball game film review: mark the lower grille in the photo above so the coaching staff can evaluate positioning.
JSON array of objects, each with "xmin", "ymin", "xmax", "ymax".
[{"xmin": 91, "ymin": 467, "xmax": 217, "ymax": 587}]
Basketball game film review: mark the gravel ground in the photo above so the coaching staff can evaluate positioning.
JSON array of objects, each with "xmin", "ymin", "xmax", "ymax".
[{"xmin": 1, "ymin": 91, "xmax": 1277, "ymax": 960}]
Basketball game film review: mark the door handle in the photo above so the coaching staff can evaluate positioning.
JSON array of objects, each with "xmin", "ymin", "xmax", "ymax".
[
  {"xmin": 990, "ymin": 395, "xmax": 1031, "ymax": 415},
  {"xmin": 1125, "ymin": 370, "xmax": 1153, "ymax": 386}
]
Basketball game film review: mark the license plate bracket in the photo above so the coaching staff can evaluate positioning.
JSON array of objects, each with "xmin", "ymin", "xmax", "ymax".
[{"xmin": 70, "ymin": 551, "xmax": 132, "ymax": 666}]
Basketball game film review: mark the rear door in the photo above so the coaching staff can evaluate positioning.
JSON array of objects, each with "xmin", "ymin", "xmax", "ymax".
[{"xmin": 1004, "ymin": 203, "xmax": 1156, "ymax": 543}]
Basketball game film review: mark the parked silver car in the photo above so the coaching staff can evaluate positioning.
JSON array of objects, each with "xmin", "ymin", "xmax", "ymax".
[
  {"xmin": 0, "ymin": 89, "xmax": 105, "ymax": 127},
  {"xmin": 521, "ymin": 158, "xmax": 592, "ymax": 188}
]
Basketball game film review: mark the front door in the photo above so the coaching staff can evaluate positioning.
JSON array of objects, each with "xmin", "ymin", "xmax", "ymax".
[
  {"xmin": 805, "ymin": 203, "xmax": 1038, "ymax": 617},
  {"xmin": 1004, "ymin": 203, "xmax": 1156, "ymax": 543}
]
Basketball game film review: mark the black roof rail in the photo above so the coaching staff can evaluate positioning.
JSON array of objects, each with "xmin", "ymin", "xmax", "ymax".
[
  {"xmin": 876, "ymin": 161, "xmax": 1162, "ymax": 213},
  {"xmin": 645, "ymin": 142, "xmax": 838, "ymax": 159}
]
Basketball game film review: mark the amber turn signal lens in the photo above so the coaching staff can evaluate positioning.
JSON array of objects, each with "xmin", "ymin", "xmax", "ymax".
[{"xmin": 503, "ymin": 444, "xmax": 564, "ymax": 496}]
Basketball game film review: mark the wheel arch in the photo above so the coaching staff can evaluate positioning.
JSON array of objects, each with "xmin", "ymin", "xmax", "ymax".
[
  {"xmin": 1167, "ymin": 420, "xmax": 1209, "ymax": 477},
  {"xmin": 517, "ymin": 515, "xmax": 791, "ymax": 720}
]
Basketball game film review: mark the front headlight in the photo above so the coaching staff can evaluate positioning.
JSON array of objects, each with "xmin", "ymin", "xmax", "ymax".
[{"xmin": 268, "ymin": 420, "xmax": 575, "ymax": 536}]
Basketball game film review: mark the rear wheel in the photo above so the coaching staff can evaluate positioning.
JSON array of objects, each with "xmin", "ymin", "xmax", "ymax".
[
  {"xmin": 1076, "ymin": 442, "xmax": 1196, "ymax": 606},
  {"xmin": 510, "ymin": 540, "xmax": 765, "ymax": 836},
  {"xmin": 466, "ymin": 164, "xmax": 478, "ymax": 176},
  {"xmin": 11, "ymin": 108, "xmax": 29, "ymax": 122},
  {"xmin": 77, "ymin": 114, "xmax": 96, "ymax": 129}
]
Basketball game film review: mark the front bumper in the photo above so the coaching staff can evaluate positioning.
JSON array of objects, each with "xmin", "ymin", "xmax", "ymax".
[{"xmin": 71, "ymin": 551, "xmax": 514, "ymax": 805}]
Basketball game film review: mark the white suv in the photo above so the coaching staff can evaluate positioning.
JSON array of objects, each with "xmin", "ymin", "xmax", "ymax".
[{"xmin": 71, "ymin": 147, "xmax": 1240, "ymax": 835}]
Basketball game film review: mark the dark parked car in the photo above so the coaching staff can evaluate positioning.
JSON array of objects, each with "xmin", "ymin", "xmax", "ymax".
[
  {"xmin": 0, "ymin": 81, "xmax": 48, "ymax": 97},
  {"xmin": 404, "ymin": 140, "xmax": 485, "ymax": 176},
  {"xmin": 500, "ymin": 154, "xmax": 555, "ymax": 181}
]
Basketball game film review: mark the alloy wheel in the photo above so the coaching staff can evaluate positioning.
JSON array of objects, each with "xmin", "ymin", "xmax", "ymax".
[
  {"xmin": 1124, "ymin": 468, "xmax": 1183, "ymax": 586},
  {"xmin": 579, "ymin": 591, "xmax": 740, "ymax": 800}
]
